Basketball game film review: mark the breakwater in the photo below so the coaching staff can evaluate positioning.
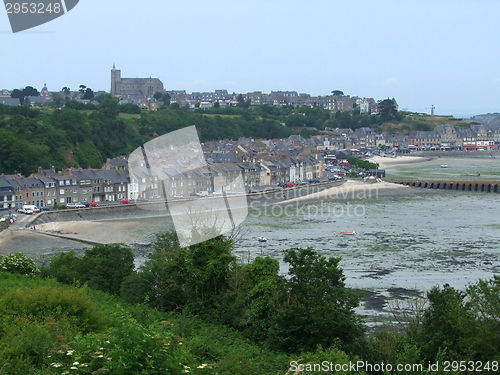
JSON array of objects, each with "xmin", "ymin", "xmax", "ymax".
[{"xmin": 388, "ymin": 179, "xmax": 500, "ymax": 193}]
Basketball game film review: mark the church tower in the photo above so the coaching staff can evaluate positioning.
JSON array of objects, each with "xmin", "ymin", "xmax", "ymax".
[{"xmin": 111, "ymin": 63, "xmax": 121, "ymax": 96}]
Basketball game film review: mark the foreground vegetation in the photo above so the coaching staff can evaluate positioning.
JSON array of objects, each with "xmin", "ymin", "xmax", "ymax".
[{"xmin": 1, "ymin": 234, "xmax": 499, "ymax": 374}]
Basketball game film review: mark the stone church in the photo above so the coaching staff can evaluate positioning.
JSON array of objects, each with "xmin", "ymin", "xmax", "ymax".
[{"xmin": 111, "ymin": 64, "xmax": 164, "ymax": 97}]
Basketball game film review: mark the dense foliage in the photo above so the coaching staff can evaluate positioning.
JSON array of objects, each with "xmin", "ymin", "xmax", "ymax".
[
  {"xmin": 0, "ymin": 99, "xmax": 390, "ymax": 175},
  {"xmin": 347, "ymin": 156, "xmax": 378, "ymax": 171},
  {"xmin": 0, "ymin": 253, "xmax": 39, "ymax": 275},
  {"xmin": 5, "ymin": 235, "xmax": 500, "ymax": 373}
]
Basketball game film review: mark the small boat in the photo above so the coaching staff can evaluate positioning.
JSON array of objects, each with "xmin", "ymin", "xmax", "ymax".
[
  {"xmin": 340, "ymin": 231, "xmax": 356, "ymax": 235},
  {"xmin": 258, "ymin": 236, "xmax": 267, "ymax": 242},
  {"xmin": 440, "ymin": 165, "xmax": 448, "ymax": 168},
  {"xmin": 303, "ymin": 217, "xmax": 310, "ymax": 221}
]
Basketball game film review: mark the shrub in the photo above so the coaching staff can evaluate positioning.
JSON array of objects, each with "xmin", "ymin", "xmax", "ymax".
[
  {"xmin": 78, "ymin": 244, "xmax": 135, "ymax": 296},
  {"xmin": 0, "ymin": 253, "xmax": 39, "ymax": 276},
  {"xmin": 0, "ymin": 285, "xmax": 105, "ymax": 333}
]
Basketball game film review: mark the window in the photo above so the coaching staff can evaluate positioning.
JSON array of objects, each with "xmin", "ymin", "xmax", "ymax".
[
  {"xmin": 60, "ymin": 198, "xmax": 65, "ymax": 203},
  {"xmin": 60, "ymin": 189, "xmax": 65, "ymax": 195}
]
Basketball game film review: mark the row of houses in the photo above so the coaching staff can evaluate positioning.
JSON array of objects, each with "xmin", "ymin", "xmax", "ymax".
[
  {"xmin": 166, "ymin": 90, "xmax": 387, "ymax": 113},
  {"xmin": 409, "ymin": 124, "xmax": 500, "ymax": 150},
  {"xmin": 0, "ymin": 167, "xmax": 129, "ymax": 211},
  {"xmin": 128, "ymin": 155, "xmax": 325, "ymax": 201},
  {"xmin": 1, "ymin": 85, "xmax": 389, "ymax": 115},
  {"xmin": 0, "ymin": 152, "xmax": 325, "ymax": 210}
]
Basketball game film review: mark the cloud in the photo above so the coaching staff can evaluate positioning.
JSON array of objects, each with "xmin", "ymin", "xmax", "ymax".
[{"xmin": 384, "ymin": 77, "xmax": 399, "ymax": 84}]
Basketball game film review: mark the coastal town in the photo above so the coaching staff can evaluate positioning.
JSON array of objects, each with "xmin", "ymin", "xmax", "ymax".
[{"xmin": 1, "ymin": 67, "xmax": 500, "ymax": 212}]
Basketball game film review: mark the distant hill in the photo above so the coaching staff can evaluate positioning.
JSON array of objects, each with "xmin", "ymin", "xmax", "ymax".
[{"xmin": 470, "ymin": 113, "xmax": 500, "ymax": 126}]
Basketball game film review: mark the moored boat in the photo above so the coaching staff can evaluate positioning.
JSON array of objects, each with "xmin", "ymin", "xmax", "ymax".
[
  {"xmin": 340, "ymin": 231, "xmax": 356, "ymax": 235},
  {"xmin": 258, "ymin": 236, "xmax": 267, "ymax": 242}
]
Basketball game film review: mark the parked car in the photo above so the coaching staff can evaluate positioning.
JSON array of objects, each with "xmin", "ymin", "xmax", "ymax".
[
  {"xmin": 88, "ymin": 202, "xmax": 99, "ymax": 207},
  {"xmin": 40, "ymin": 206, "xmax": 52, "ymax": 211},
  {"xmin": 278, "ymin": 182, "xmax": 287, "ymax": 187},
  {"xmin": 308, "ymin": 179, "xmax": 321, "ymax": 184},
  {"xmin": 66, "ymin": 203, "xmax": 85, "ymax": 209},
  {"xmin": 120, "ymin": 199, "xmax": 130, "ymax": 204}
]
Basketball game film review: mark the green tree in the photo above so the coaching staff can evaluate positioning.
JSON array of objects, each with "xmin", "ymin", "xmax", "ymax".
[
  {"xmin": 83, "ymin": 88, "xmax": 94, "ymax": 100},
  {"xmin": 62, "ymin": 86, "xmax": 71, "ymax": 100},
  {"xmin": 154, "ymin": 91, "xmax": 163, "ymax": 100},
  {"xmin": 122, "ymin": 232, "xmax": 237, "ymax": 314},
  {"xmin": 378, "ymin": 98, "xmax": 398, "ymax": 122},
  {"xmin": 77, "ymin": 244, "xmax": 135, "ymax": 295},
  {"xmin": 250, "ymin": 248, "xmax": 365, "ymax": 354},
  {"xmin": 51, "ymin": 92, "xmax": 64, "ymax": 107},
  {"xmin": 419, "ymin": 284, "xmax": 478, "ymax": 361}
]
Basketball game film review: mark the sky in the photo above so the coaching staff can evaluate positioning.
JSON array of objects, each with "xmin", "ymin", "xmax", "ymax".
[{"xmin": 1, "ymin": 0, "xmax": 499, "ymax": 118}]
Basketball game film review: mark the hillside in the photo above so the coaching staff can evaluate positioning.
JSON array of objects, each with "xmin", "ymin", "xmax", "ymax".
[
  {"xmin": 0, "ymin": 98, "xmax": 472, "ymax": 175},
  {"xmin": 376, "ymin": 113, "xmax": 475, "ymax": 136}
]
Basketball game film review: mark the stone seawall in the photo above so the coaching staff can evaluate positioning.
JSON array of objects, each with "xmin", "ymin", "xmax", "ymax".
[{"xmin": 32, "ymin": 181, "xmax": 343, "ymax": 226}]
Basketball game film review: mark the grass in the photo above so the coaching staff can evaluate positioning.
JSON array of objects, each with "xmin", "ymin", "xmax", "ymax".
[
  {"xmin": 202, "ymin": 114, "xmax": 242, "ymax": 119},
  {"xmin": 118, "ymin": 113, "xmax": 141, "ymax": 119}
]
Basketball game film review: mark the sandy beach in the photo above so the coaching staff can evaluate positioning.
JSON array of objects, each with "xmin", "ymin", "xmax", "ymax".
[
  {"xmin": 276, "ymin": 179, "xmax": 410, "ymax": 204},
  {"xmin": 370, "ymin": 155, "xmax": 431, "ymax": 169}
]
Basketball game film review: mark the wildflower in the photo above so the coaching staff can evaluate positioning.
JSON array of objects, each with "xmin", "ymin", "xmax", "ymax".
[
  {"xmin": 66, "ymin": 350, "xmax": 74, "ymax": 356},
  {"xmin": 98, "ymin": 355, "xmax": 104, "ymax": 358},
  {"xmin": 70, "ymin": 367, "xmax": 78, "ymax": 370},
  {"xmin": 51, "ymin": 363, "xmax": 63, "ymax": 368},
  {"xmin": 105, "ymin": 341, "xmax": 110, "ymax": 344}
]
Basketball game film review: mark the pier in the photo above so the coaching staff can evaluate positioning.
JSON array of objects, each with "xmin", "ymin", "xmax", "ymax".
[{"xmin": 387, "ymin": 179, "xmax": 500, "ymax": 193}]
